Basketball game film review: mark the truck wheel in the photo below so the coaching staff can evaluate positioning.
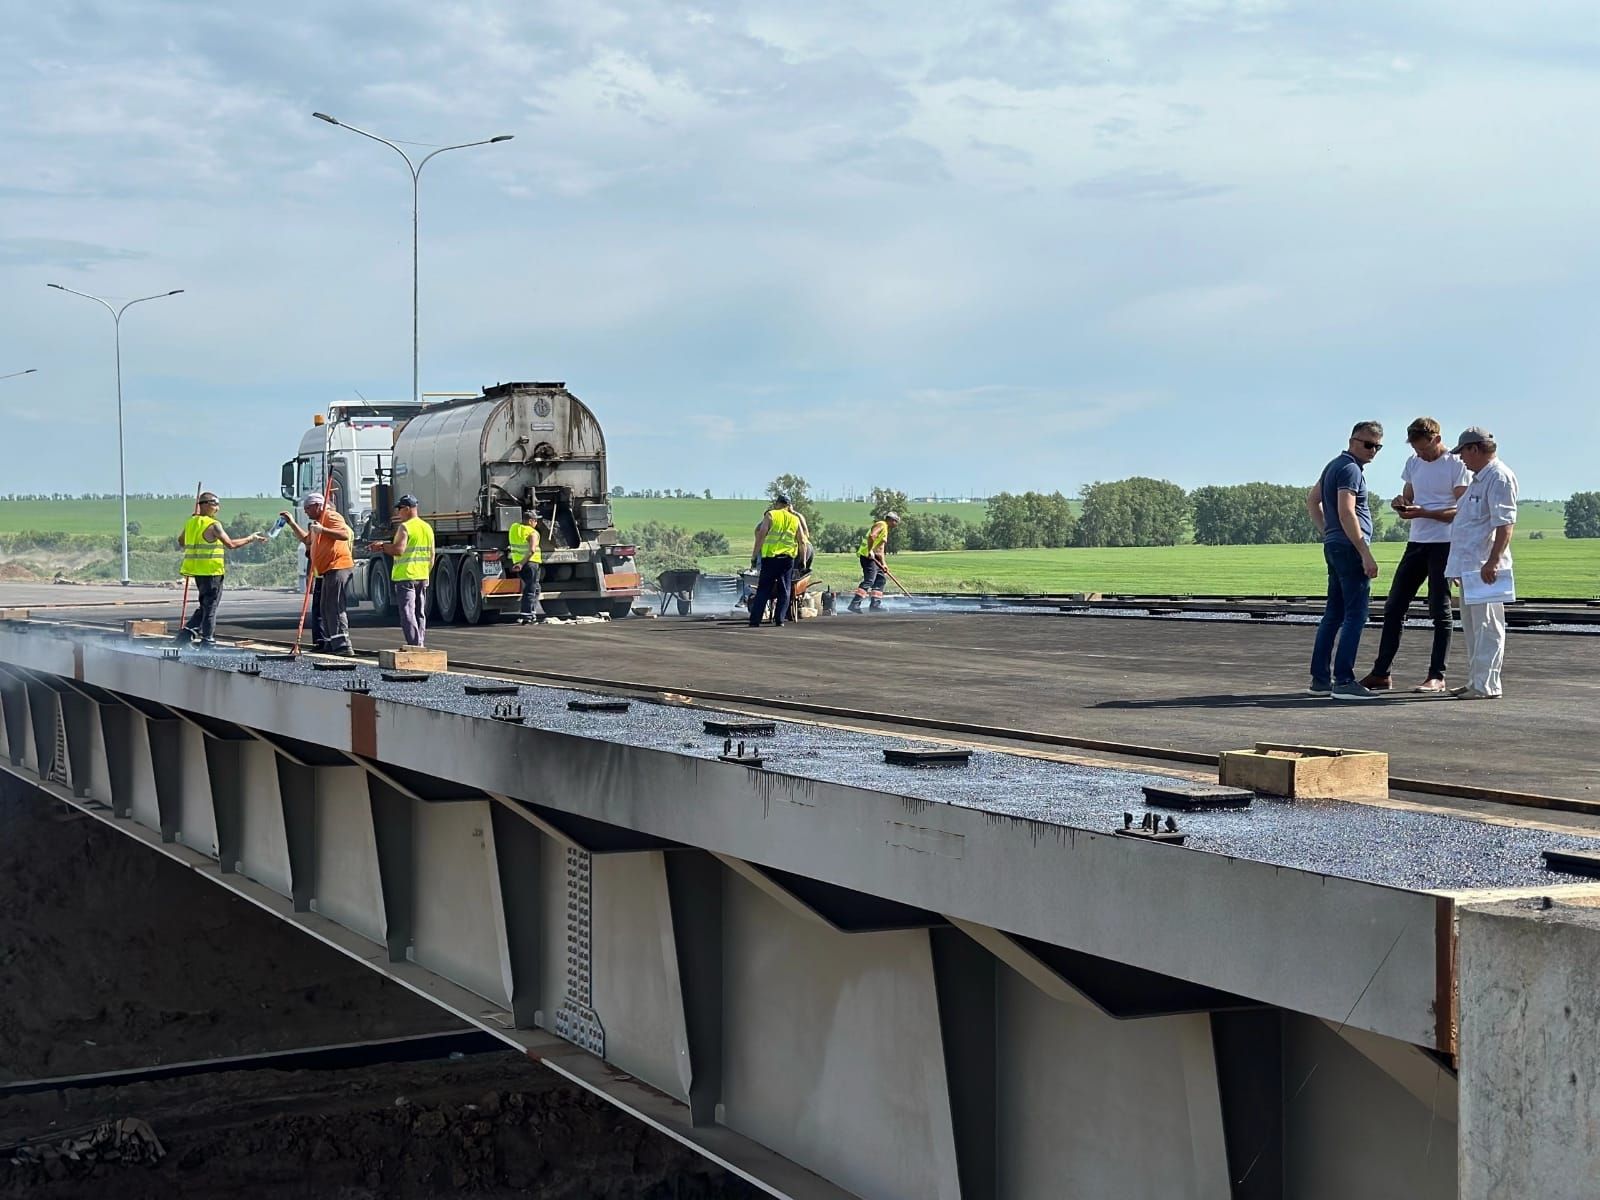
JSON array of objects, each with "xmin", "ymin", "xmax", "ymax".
[
  {"xmin": 368, "ymin": 561, "xmax": 393, "ymax": 620},
  {"xmin": 608, "ymin": 600, "xmax": 634, "ymax": 620},
  {"xmin": 458, "ymin": 556, "xmax": 485, "ymax": 624},
  {"xmin": 435, "ymin": 556, "xmax": 461, "ymax": 624}
]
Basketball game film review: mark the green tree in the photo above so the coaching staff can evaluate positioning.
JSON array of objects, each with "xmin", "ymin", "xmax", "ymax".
[
  {"xmin": 816, "ymin": 523, "xmax": 864, "ymax": 554},
  {"xmin": 1565, "ymin": 492, "xmax": 1600, "ymax": 538},
  {"xmin": 1192, "ymin": 483, "xmax": 1318, "ymax": 545},
  {"xmin": 979, "ymin": 491, "xmax": 1077, "ymax": 549},
  {"xmin": 765, "ymin": 474, "xmax": 818, "ymax": 529},
  {"xmin": 900, "ymin": 512, "xmax": 969, "ymax": 551},
  {"xmin": 1077, "ymin": 478, "xmax": 1188, "ymax": 547},
  {"xmin": 689, "ymin": 529, "xmax": 730, "ymax": 555}
]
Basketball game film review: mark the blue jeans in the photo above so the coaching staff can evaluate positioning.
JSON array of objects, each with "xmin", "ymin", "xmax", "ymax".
[{"xmin": 1310, "ymin": 541, "xmax": 1370, "ymax": 687}]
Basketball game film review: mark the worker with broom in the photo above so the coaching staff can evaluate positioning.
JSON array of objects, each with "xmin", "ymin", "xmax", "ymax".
[
  {"xmin": 849, "ymin": 512, "xmax": 900, "ymax": 612},
  {"xmin": 175, "ymin": 493, "xmax": 267, "ymax": 646}
]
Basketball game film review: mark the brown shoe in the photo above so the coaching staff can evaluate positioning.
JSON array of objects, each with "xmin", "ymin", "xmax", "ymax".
[
  {"xmin": 1358, "ymin": 673, "xmax": 1392, "ymax": 691},
  {"xmin": 1413, "ymin": 678, "xmax": 1447, "ymax": 694}
]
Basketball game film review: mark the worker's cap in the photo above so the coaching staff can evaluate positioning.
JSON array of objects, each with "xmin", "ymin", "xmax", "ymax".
[
  {"xmin": 1450, "ymin": 426, "xmax": 1495, "ymax": 453},
  {"xmin": 885, "ymin": 511, "xmax": 901, "ymax": 523},
  {"xmin": 395, "ymin": 493, "xmax": 419, "ymax": 508},
  {"xmin": 197, "ymin": 491, "xmax": 219, "ymax": 504},
  {"xmin": 300, "ymin": 493, "xmax": 325, "ymax": 511},
  {"xmin": 773, "ymin": 492, "xmax": 791, "ymax": 505}
]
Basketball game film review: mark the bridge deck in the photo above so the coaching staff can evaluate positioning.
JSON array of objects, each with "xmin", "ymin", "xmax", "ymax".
[{"xmin": 9, "ymin": 582, "xmax": 1595, "ymax": 805}]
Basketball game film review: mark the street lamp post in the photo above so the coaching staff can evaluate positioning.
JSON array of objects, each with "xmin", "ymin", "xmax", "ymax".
[
  {"xmin": 312, "ymin": 112, "xmax": 512, "ymax": 404},
  {"xmin": 1, "ymin": 368, "xmax": 37, "ymax": 382},
  {"xmin": 46, "ymin": 285, "xmax": 185, "ymax": 586}
]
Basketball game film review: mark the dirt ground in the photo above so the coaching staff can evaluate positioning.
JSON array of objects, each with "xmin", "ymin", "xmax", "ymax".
[
  {"xmin": 0, "ymin": 778, "xmax": 457, "ymax": 1081},
  {"xmin": 0, "ymin": 1052, "xmax": 759, "ymax": 1198}
]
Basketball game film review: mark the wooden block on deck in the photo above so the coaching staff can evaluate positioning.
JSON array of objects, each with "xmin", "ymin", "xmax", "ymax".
[
  {"xmin": 378, "ymin": 647, "xmax": 448, "ymax": 672},
  {"xmin": 124, "ymin": 619, "xmax": 169, "ymax": 637},
  {"xmin": 0, "ymin": 609, "xmax": 29, "ymax": 621},
  {"xmin": 1218, "ymin": 742, "xmax": 1388, "ymax": 801}
]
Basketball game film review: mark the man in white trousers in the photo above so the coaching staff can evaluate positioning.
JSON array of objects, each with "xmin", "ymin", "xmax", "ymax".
[{"xmin": 1444, "ymin": 427, "xmax": 1518, "ymax": 700}]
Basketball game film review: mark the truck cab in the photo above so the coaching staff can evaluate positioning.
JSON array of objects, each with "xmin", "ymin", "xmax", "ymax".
[{"xmin": 280, "ymin": 399, "xmax": 429, "ymax": 599}]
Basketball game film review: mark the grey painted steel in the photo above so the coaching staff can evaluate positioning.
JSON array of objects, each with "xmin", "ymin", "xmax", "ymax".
[
  {"xmin": 236, "ymin": 737, "xmax": 293, "ymax": 900},
  {"xmin": 718, "ymin": 870, "xmax": 962, "ymax": 1199},
  {"xmin": 367, "ymin": 774, "xmax": 417, "ymax": 963},
  {"xmin": 930, "ymin": 926, "xmax": 999, "ymax": 1200},
  {"xmin": 994, "ymin": 965, "xmax": 1228, "ymax": 1199},
  {"xmin": 664, "ymin": 848, "xmax": 725, "ymax": 1127},
  {"xmin": 310, "ymin": 765, "xmax": 387, "ymax": 945},
  {"xmin": 409, "ymin": 797, "xmax": 513, "ymax": 1009},
  {"xmin": 588, "ymin": 851, "xmax": 685, "ymax": 1094},
  {"xmin": 488, "ymin": 801, "xmax": 544, "ymax": 1028},
  {"xmin": 1282, "ymin": 1014, "xmax": 1455, "ymax": 1199},
  {"xmin": 552, "ymin": 844, "xmax": 606, "ymax": 1055}
]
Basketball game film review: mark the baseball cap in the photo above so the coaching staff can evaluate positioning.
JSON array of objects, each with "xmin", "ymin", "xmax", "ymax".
[
  {"xmin": 885, "ymin": 511, "xmax": 901, "ymax": 522},
  {"xmin": 197, "ymin": 491, "xmax": 219, "ymax": 504},
  {"xmin": 396, "ymin": 493, "xmax": 419, "ymax": 508},
  {"xmin": 1450, "ymin": 427, "xmax": 1494, "ymax": 453},
  {"xmin": 774, "ymin": 492, "xmax": 791, "ymax": 505},
  {"xmin": 300, "ymin": 492, "xmax": 325, "ymax": 510}
]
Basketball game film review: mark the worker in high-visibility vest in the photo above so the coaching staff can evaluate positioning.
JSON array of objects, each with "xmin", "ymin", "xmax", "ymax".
[
  {"xmin": 848, "ymin": 512, "xmax": 900, "ymax": 612},
  {"xmin": 368, "ymin": 494, "xmax": 435, "ymax": 647},
  {"xmin": 174, "ymin": 492, "xmax": 266, "ymax": 646},
  {"xmin": 747, "ymin": 493, "xmax": 810, "ymax": 628},
  {"xmin": 508, "ymin": 508, "xmax": 545, "ymax": 625}
]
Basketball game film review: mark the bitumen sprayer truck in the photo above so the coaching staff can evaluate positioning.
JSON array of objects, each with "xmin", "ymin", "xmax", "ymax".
[{"xmin": 281, "ymin": 381, "xmax": 642, "ymax": 622}]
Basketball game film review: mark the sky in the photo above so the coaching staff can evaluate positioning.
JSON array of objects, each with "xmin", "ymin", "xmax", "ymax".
[{"xmin": 2, "ymin": 1, "xmax": 1598, "ymax": 501}]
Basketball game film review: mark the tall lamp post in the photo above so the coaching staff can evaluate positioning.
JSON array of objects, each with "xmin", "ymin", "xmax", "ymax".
[
  {"xmin": 46, "ymin": 284, "xmax": 185, "ymax": 586},
  {"xmin": 1, "ymin": 368, "xmax": 37, "ymax": 382},
  {"xmin": 312, "ymin": 112, "xmax": 512, "ymax": 404}
]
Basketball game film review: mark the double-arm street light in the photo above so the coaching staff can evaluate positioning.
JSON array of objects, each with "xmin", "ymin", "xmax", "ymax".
[
  {"xmin": 312, "ymin": 112, "xmax": 513, "ymax": 404},
  {"xmin": 46, "ymin": 284, "xmax": 185, "ymax": 585}
]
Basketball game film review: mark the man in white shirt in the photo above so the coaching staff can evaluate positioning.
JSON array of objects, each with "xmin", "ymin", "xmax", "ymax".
[
  {"xmin": 1360, "ymin": 417, "xmax": 1471, "ymax": 693},
  {"xmin": 1444, "ymin": 427, "xmax": 1518, "ymax": 699}
]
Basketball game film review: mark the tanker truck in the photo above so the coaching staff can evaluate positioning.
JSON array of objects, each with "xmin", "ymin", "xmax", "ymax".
[{"xmin": 281, "ymin": 381, "xmax": 642, "ymax": 622}]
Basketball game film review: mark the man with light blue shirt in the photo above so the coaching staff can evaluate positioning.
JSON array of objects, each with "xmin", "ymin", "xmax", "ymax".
[
  {"xmin": 1445, "ymin": 428, "xmax": 1518, "ymax": 699},
  {"xmin": 1305, "ymin": 421, "xmax": 1384, "ymax": 700}
]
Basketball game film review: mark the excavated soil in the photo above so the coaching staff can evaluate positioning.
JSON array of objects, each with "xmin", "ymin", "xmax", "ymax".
[
  {"xmin": 0, "ymin": 781, "xmax": 755, "ymax": 1197},
  {"xmin": 0, "ymin": 1052, "xmax": 758, "ymax": 1198},
  {"xmin": 0, "ymin": 777, "xmax": 457, "ymax": 1081}
]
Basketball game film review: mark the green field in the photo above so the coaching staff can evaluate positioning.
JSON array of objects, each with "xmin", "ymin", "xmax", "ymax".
[
  {"xmin": 0, "ymin": 497, "xmax": 276, "ymax": 535},
  {"xmin": 700, "ymin": 539, "xmax": 1599, "ymax": 599},
  {"xmin": 611, "ymin": 498, "xmax": 989, "ymax": 544},
  {"xmin": 2, "ymin": 496, "xmax": 1593, "ymax": 598}
]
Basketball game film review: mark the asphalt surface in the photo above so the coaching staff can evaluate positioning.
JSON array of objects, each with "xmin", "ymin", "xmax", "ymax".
[{"xmin": 7, "ymin": 583, "xmax": 1598, "ymax": 803}]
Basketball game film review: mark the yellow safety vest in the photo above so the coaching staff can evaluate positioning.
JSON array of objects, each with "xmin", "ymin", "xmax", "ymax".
[
  {"xmin": 761, "ymin": 509, "xmax": 800, "ymax": 558},
  {"xmin": 857, "ymin": 520, "xmax": 889, "ymax": 558},
  {"xmin": 391, "ymin": 517, "xmax": 435, "ymax": 582},
  {"xmin": 180, "ymin": 515, "xmax": 225, "ymax": 577},
  {"xmin": 508, "ymin": 522, "xmax": 542, "ymax": 566}
]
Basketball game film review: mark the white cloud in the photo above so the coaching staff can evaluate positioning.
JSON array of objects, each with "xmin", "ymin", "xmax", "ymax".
[{"xmin": 1, "ymin": 0, "xmax": 1598, "ymax": 498}]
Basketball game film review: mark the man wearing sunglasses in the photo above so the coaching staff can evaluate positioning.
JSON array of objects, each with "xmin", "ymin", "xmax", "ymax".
[{"xmin": 1305, "ymin": 422, "xmax": 1384, "ymax": 700}]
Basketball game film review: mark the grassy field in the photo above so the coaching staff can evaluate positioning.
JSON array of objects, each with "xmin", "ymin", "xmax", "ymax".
[
  {"xmin": 0, "ymin": 497, "xmax": 276, "ymax": 535},
  {"xmin": 611, "ymin": 498, "xmax": 989, "ymax": 543},
  {"xmin": 2, "ymin": 496, "xmax": 1591, "ymax": 597},
  {"xmin": 700, "ymin": 538, "xmax": 1599, "ymax": 599}
]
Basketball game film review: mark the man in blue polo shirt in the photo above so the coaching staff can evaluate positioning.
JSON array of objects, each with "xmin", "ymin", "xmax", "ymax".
[{"xmin": 1305, "ymin": 421, "xmax": 1384, "ymax": 700}]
